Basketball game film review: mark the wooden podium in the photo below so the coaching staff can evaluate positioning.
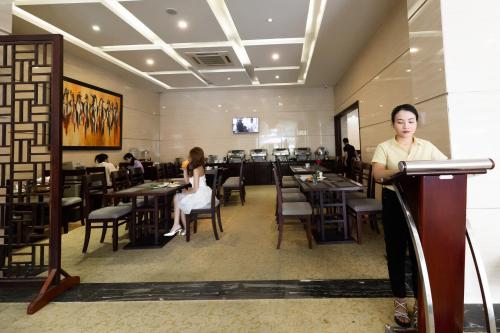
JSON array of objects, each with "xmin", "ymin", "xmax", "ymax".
[{"xmin": 383, "ymin": 159, "xmax": 495, "ymax": 333}]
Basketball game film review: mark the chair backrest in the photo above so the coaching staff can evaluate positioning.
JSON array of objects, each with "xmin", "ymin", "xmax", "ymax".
[
  {"xmin": 110, "ymin": 170, "xmax": 131, "ymax": 192},
  {"xmin": 84, "ymin": 173, "xmax": 108, "ymax": 215},
  {"xmin": 363, "ymin": 163, "xmax": 376, "ymax": 198},
  {"xmin": 351, "ymin": 159, "xmax": 363, "ymax": 183},
  {"xmin": 272, "ymin": 167, "xmax": 283, "ymax": 215},
  {"xmin": 129, "ymin": 167, "xmax": 145, "ymax": 186},
  {"xmin": 209, "ymin": 168, "xmax": 219, "ymax": 208},
  {"xmin": 238, "ymin": 160, "xmax": 244, "ymax": 187},
  {"xmin": 85, "ymin": 167, "xmax": 105, "ymax": 175},
  {"xmin": 61, "ymin": 169, "xmax": 86, "ymax": 198},
  {"xmin": 274, "ymin": 160, "xmax": 284, "ymax": 187}
]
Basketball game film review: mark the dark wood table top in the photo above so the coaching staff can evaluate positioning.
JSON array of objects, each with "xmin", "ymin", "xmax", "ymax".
[
  {"xmin": 294, "ymin": 174, "xmax": 362, "ymax": 192},
  {"xmin": 105, "ymin": 180, "xmax": 188, "ymax": 198},
  {"xmin": 290, "ymin": 165, "xmax": 330, "ymax": 174}
]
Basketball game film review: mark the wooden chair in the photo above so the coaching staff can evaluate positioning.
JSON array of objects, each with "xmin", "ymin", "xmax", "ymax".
[
  {"xmin": 275, "ymin": 159, "xmax": 299, "ymax": 189},
  {"xmin": 85, "ymin": 168, "xmax": 107, "ymax": 212},
  {"xmin": 61, "ymin": 169, "xmax": 86, "ymax": 233},
  {"xmin": 346, "ymin": 163, "xmax": 382, "ymax": 244},
  {"xmin": 83, "ymin": 173, "xmax": 131, "ymax": 252},
  {"xmin": 185, "ymin": 169, "xmax": 223, "ymax": 242},
  {"xmin": 273, "ymin": 168, "xmax": 313, "ymax": 249},
  {"xmin": 275, "ymin": 158, "xmax": 295, "ymax": 182},
  {"xmin": 129, "ymin": 167, "xmax": 145, "ymax": 186},
  {"xmin": 222, "ymin": 160, "xmax": 245, "ymax": 205}
]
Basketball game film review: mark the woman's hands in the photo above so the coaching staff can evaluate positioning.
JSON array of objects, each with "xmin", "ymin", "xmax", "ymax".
[{"xmin": 372, "ymin": 162, "xmax": 398, "ymax": 182}]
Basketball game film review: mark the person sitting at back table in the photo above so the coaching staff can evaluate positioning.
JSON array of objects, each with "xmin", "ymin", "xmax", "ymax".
[
  {"xmin": 123, "ymin": 152, "xmax": 144, "ymax": 173},
  {"xmin": 95, "ymin": 153, "xmax": 117, "ymax": 187}
]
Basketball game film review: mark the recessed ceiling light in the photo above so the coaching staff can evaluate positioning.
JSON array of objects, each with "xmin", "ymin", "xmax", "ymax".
[
  {"xmin": 217, "ymin": 104, "xmax": 222, "ymax": 108},
  {"xmin": 271, "ymin": 53, "xmax": 280, "ymax": 60},
  {"xmin": 267, "ymin": 18, "xmax": 273, "ymax": 23},
  {"xmin": 379, "ymin": 104, "xmax": 383, "ymax": 108},
  {"xmin": 92, "ymin": 25, "xmax": 100, "ymax": 32},
  {"xmin": 406, "ymin": 69, "xmax": 412, "ymax": 72},
  {"xmin": 225, "ymin": 110, "xmax": 228, "ymax": 113},
  {"xmin": 161, "ymin": 106, "xmax": 166, "ymax": 109},
  {"xmin": 178, "ymin": 20, "xmax": 188, "ymax": 29},
  {"xmin": 146, "ymin": 58, "xmax": 155, "ymax": 65},
  {"xmin": 227, "ymin": 77, "xmax": 231, "ymax": 80},
  {"xmin": 410, "ymin": 47, "xmax": 419, "ymax": 53},
  {"xmin": 253, "ymin": 109, "xmax": 257, "ymax": 112},
  {"xmin": 275, "ymin": 75, "xmax": 280, "ymax": 79},
  {"xmin": 278, "ymin": 102, "xmax": 283, "ymax": 107},
  {"xmin": 166, "ymin": 8, "xmax": 178, "ymax": 15}
]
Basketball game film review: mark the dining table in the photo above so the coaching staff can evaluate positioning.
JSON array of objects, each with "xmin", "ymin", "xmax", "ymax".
[
  {"xmin": 294, "ymin": 173, "xmax": 363, "ymax": 243},
  {"xmin": 105, "ymin": 179, "xmax": 188, "ymax": 249},
  {"xmin": 289, "ymin": 165, "xmax": 331, "ymax": 175}
]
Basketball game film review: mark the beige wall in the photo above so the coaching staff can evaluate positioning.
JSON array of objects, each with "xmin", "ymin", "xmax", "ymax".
[
  {"xmin": 62, "ymin": 51, "xmax": 161, "ymax": 167},
  {"xmin": 334, "ymin": 0, "xmax": 450, "ymax": 162},
  {"xmin": 0, "ymin": 0, "xmax": 12, "ymax": 35},
  {"xmin": 159, "ymin": 87, "xmax": 334, "ymax": 162}
]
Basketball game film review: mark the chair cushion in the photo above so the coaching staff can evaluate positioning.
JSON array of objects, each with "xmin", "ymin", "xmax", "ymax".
[
  {"xmin": 346, "ymin": 191, "xmax": 366, "ymax": 200},
  {"xmin": 282, "ymin": 180, "xmax": 299, "ymax": 188},
  {"xmin": 281, "ymin": 187, "xmax": 301, "ymax": 193},
  {"xmin": 282, "ymin": 176, "xmax": 295, "ymax": 181},
  {"xmin": 223, "ymin": 177, "xmax": 240, "ymax": 188},
  {"xmin": 88, "ymin": 205, "xmax": 132, "ymax": 220},
  {"xmin": 282, "ymin": 192, "xmax": 307, "ymax": 202},
  {"xmin": 347, "ymin": 198, "xmax": 382, "ymax": 212},
  {"xmin": 62, "ymin": 197, "xmax": 82, "ymax": 206},
  {"xmin": 282, "ymin": 202, "xmax": 312, "ymax": 216}
]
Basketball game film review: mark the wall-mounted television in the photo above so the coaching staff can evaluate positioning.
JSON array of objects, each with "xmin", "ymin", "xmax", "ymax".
[{"xmin": 233, "ymin": 117, "xmax": 259, "ymax": 134}]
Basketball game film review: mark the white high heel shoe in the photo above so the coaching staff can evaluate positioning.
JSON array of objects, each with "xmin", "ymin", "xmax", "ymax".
[{"xmin": 164, "ymin": 227, "xmax": 183, "ymax": 237}]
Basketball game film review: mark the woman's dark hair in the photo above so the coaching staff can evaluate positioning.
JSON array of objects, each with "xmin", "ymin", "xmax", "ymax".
[
  {"xmin": 187, "ymin": 147, "xmax": 205, "ymax": 176},
  {"xmin": 95, "ymin": 153, "xmax": 109, "ymax": 164},
  {"xmin": 123, "ymin": 153, "xmax": 136, "ymax": 165},
  {"xmin": 391, "ymin": 104, "xmax": 419, "ymax": 123}
]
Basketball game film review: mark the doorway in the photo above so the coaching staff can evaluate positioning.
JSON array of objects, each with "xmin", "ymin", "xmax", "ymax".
[{"xmin": 334, "ymin": 101, "xmax": 361, "ymax": 158}]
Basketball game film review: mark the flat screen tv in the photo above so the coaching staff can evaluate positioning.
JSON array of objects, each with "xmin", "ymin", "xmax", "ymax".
[{"xmin": 233, "ymin": 117, "xmax": 259, "ymax": 134}]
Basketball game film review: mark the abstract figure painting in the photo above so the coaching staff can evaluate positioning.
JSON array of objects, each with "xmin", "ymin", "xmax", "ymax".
[{"xmin": 62, "ymin": 77, "xmax": 122, "ymax": 149}]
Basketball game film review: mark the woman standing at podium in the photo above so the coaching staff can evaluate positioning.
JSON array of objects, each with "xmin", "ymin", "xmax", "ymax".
[{"xmin": 372, "ymin": 104, "xmax": 447, "ymax": 328}]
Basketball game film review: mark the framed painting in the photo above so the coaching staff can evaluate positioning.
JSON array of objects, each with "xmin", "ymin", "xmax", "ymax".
[{"xmin": 62, "ymin": 77, "xmax": 123, "ymax": 150}]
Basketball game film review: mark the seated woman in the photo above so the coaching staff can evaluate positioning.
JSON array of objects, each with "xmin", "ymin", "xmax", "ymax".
[
  {"xmin": 164, "ymin": 147, "xmax": 212, "ymax": 236},
  {"xmin": 95, "ymin": 153, "xmax": 117, "ymax": 187},
  {"xmin": 123, "ymin": 152, "xmax": 144, "ymax": 172}
]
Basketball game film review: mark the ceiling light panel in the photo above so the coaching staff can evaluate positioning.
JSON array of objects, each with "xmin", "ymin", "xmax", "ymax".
[
  {"xmin": 122, "ymin": 0, "xmax": 226, "ymax": 44},
  {"xmin": 257, "ymin": 69, "xmax": 300, "ymax": 84},
  {"xmin": 109, "ymin": 49, "xmax": 185, "ymax": 72},
  {"xmin": 152, "ymin": 73, "xmax": 207, "ymax": 88},
  {"xmin": 226, "ymin": 0, "xmax": 308, "ymax": 40},
  {"xmin": 203, "ymin": 71, "xmax": 252, "ymax": 86},
  {"xmin": 17, "ymin": 2, "xmax": 149, "ymax": 46},
  {"xmin": 246, "ymin": 44, "xmax": 302, "ymax": 68}
]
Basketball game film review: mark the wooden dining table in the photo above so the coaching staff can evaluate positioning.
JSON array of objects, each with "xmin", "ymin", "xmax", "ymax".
[
  {"xmin": 294, "ymin": 173, "xmax": 363, "ymax": 243},
  {"xmin": 105, "ymin": 179, "xmax": 188, "ymax": 249},
  {"xmin": 289, "ymin": 165, "xmax": 331, "ymax": 175}
]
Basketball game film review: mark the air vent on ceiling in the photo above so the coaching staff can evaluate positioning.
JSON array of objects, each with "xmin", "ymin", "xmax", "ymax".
[{"xmin": 185, "ymin": 51, "xmax": 233, "ymax": 67}]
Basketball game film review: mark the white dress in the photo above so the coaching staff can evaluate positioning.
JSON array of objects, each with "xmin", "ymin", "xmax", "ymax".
[{"xmin": 178, "ymin": 175, "xmax": 212, "ymax": 214}]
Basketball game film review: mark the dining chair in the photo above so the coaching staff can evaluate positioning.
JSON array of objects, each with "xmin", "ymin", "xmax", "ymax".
[
  {"xmin": 222, "ymin": 160, "xmax": 245, "ymax": 205},
  {"xmin": 61, "ymin": 169, "xmax": 86, "ymax": 233},
  {"xmin": 129, "ymin": 167, "xmax": 145, "ymax": 186},
  {"xmin": 275, "ymin": 158, "xmax": 296, "ymax": 182},
  {"xmin": 185, "ymin": 168, "xmax": 223, "ymax": 242},
  {"xmin": 273, "ymin": 161, "xmax": 300, "ymax": 191},
  {"xmin": 83, "ymin": 173, "xmax": 131, "ymax": 252},
  {"xmin": 346, "ymin": 163, "xmax": 382, "ymax": 244},
  {"xmin": 272, "ymin": 168, "xmax": 313, "ymax": 249}
]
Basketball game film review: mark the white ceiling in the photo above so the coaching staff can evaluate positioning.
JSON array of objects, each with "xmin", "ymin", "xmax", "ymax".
[{"xmin": 12, "ymin": 0, "xmax": 398, "ymax": 91}]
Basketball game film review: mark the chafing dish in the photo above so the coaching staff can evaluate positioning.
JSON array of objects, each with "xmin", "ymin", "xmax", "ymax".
[
  {"xmin": 227, "ymin": 150, "xmax": 245, "ymax": 163},
  {"xmin": 314, "ymin": 146, "xmax": 329, "ymax": 160},
  {"xmin": 250, "ymin": 149, "xmax": 268, "ymax": 162},
  {"xmin": 273, "ymin": 148, "xmax": 290, "ymax": 162},
  {"xmin": 294, "ymin": 147, "xmax": 311, "ymax": 161}
]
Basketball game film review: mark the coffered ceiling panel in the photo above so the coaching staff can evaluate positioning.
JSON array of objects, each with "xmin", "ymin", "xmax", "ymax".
[
  {"xmin": 19, "ymin": 3, "xmax": 150, "ymax": 46},
  {"xmin": 246, "ymin": 44, "xmax": 303, "ymax": 68},
  {"xmin": 226, "ymin": 0, "xmax": 309, "ymax": 40},
  {"xmin": 153, "ymin": 73, "xmax": 206, "ymax": 88},
  {"xmin": 122, "ymin": 0, "xmax": 227, "ymax": 44},
  {"xmin": 109, "ymin": 49, "xmax": 184, "ymax": 72},
  {"xmin": 257, "ymin": 69, "xmax": 300, "ymax": 84},
  {"xmin": 204, "ymin": 71, "xmax": 251, "ymax": 86}
]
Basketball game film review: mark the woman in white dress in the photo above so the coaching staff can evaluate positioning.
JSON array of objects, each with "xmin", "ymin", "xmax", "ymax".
[{"xmin": 164, "ymin": 147, "xmax": 212, "ymax": 236}]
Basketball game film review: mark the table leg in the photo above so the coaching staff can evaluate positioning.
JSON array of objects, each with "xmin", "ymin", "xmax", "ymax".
[
  {"xmin": 341, "ymin": 191, "xmax": 348, "ymax": 239},
  {"xmin": 319, "ymin": 191, "xmax": 325, "ymax": 241},
  {"xmin": 154, "ymin": 198, "xmax": 159, "ymax": 245},
  {"xmin": 130, "ymin": 198, "xmax": 137, "ymax": 245}
]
